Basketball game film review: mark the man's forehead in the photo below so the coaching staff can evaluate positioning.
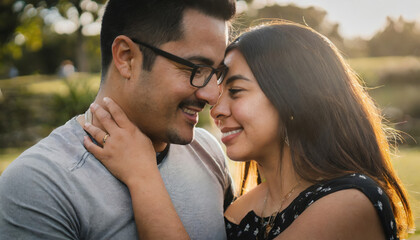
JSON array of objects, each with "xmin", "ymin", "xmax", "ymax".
[{"xmin": 168, "ymin": 9, "xmax": 228, "ymax": 66}]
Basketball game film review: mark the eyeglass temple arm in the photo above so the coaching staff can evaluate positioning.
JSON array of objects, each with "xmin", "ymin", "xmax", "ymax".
[{"xmin": 131, "ymin": 39, "xmax": 197, "ymax": 69}]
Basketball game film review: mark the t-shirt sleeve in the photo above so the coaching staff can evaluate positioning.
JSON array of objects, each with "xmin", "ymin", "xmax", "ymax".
[{"xmin": 0, "ymin": 157, "xmax": 79, "ymax": 239}]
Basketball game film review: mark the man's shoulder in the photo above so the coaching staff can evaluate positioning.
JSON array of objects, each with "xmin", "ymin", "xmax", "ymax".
[
  {"xmin": 188, "ymin": 127, "xmax": 226, "ymax": 164},
  {"xmin": 190, "ymin": 127, "xmax": 232, "ymax": 188},
  {"xmin": 1, "ymin": 118, "xmax": 88, "ymax": 181},
  {"xmin": 192, "ymin": 127, "xmax": 223, "ymax": 151}
]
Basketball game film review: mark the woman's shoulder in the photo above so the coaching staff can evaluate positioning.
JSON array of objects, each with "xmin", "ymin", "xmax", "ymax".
[
  {"xmin": 310, "ymin": 173, "xmax": 394, "ymax": 217},
  {"xmin": 275, "ymin": 173, "xmax": 397, "ymax": 240},
  {"xmin": 276, "ymin": 187, "xmax": 386, "ymax": 239},
  {"xmin": 298, "ymin": 173, "xmax": 391, "ymax": 208}
]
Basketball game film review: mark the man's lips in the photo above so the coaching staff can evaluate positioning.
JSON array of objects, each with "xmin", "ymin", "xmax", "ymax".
[
  {"xmin": 180, "ymin": 106, "xmax": 202, "ymax": 124},
  {"xmin": 181, "ymin": 107, "xmax": 199, "ymax": 115},
  {"xmin": 180, "ymin": 106, "xmax": 203, "ymax": 115}
]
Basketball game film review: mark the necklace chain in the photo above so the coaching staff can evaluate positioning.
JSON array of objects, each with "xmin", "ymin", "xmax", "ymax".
[{"xmin": 259, "ymin": 180, "xmax": 301, "ymax": 239}]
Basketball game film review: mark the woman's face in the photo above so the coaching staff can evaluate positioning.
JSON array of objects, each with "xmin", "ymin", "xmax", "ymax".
[{"xmin": 211, "ymin": 49, "xmax": 281, "ymax": 162}]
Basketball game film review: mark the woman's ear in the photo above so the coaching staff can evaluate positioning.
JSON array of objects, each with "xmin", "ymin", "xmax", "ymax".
[{"xmin": 111, "ymin": 35, "xmax": 142, "ymax": 80}]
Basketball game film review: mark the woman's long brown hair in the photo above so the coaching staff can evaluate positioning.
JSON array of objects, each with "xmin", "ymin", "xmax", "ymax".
[{"xmin": 229, "ymin": 21, "xmax": 414, "ymax": 238}]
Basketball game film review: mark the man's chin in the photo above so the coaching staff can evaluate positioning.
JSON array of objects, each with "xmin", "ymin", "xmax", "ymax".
[{"xmin": 167, "ymin": 129, "xmax": 194, "ymax": 145}]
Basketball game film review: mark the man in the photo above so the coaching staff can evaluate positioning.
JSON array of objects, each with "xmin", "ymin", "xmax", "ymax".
[{"xmin": 0, "ymin": 0, "xmax": 236, "ymax": 239}]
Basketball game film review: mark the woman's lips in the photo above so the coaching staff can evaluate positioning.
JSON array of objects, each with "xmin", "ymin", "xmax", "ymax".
[{"xmin": 221, "ymin": 128, "xmax": 243, "ymax": 144}]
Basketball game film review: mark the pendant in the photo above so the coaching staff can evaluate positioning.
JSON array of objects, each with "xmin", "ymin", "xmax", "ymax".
[{"xmin": 264, "ymin": 224, "xmax": 273, "ymax": 238}]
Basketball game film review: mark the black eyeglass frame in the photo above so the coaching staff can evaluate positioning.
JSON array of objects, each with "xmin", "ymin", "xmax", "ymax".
[{"xmin": 130, "ymin": 38, "xmax": 228, "ymax": 88}]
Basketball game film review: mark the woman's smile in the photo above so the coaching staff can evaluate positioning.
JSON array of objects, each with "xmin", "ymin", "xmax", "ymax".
[{"xmin": 221, "ymin": 128, "xmax": 243, "ymax": 144}]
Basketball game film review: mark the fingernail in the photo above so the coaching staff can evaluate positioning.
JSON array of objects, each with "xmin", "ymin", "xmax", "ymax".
[
  {"xmin": 103, "ymin": 97, "xmax": 110, "ymax": 103},
  {"xmin": 83, "ymin": 136, "xmax": 89, "ymax": 144},
  {"xmin": 90, "ymin": 103, "xmax": 98, "ymax": 110},
  {"xmin": 84, "ymin": 122, "xmax": 91, "ymax": 127}
]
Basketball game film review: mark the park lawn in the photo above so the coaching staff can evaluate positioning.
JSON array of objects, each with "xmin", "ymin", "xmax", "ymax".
[
  {"xmin": 347, "ymin": 56, "xmax": 420, "ymax": 87},
  {"xmin": 0, "ymin": 73, "xmax": 100, "ymax": 96},
  {"xmin": 391, "ymin": 148, "xmax": 420, "ymax": 238},
  {"xmin": 0, "ymin": 148, "xmax": 24, "ymax": 175},
  {"xmin": 0, "ymin": 75, "xmax": 58, "ymax": 89},
  {"xmin": 26, "ymin": 73, "xmax": 100, "ymax": 96}
]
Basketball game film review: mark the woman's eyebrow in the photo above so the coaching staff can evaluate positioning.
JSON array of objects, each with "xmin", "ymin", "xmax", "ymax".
[{"xmin": 225, "ymin": 74, "xmax": 251, "ymax": 85}]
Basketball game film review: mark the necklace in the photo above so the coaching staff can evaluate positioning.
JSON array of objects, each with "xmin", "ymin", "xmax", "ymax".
[{"xmin": 259, "ymin": 180, "xmax": 301, "ymax": 239}]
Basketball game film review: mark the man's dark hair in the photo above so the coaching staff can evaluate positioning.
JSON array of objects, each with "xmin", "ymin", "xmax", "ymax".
[{"xmin": 100, "ymin": 0, "xmax": 236, "ymax": 82}]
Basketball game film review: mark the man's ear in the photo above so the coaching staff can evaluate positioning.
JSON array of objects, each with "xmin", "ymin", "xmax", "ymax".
[{"xmin": 111, "ymin": 35, "xmax": 142, "ymax": 80}]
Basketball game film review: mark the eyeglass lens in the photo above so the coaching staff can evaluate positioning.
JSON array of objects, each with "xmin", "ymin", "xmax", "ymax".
[{"xmin": 191, "ymin": 66, "xmax": 227, "ymax": 87}]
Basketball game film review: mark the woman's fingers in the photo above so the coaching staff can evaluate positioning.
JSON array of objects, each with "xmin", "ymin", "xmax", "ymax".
[
  {"xmin": 83, "ymin": 136, "xmax": 105, "ymax": 159},
  {"xmin": 103, "ymin": 97, "xmax": 133, "ymax": 129},
  {"xmin": 83, "ymin": 122, "xmax": 108, "ymax": 147},
  {"xmin": 90, "ymin": 102, "xmax": 118, "ymax": 134},
  {"xmin": 81, "ymin": 99, "xmax": 158, "ymax": 186}
]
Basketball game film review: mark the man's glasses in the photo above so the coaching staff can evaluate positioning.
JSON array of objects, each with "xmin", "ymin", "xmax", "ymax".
[{"xmin": 131, "ymin": 38, "xmax": 228, "ymax": 88}]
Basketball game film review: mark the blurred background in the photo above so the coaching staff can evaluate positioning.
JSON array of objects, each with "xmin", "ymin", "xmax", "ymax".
[{"xmin": 0, "ymin": 0, "xmax": 419, "ymax": 237}]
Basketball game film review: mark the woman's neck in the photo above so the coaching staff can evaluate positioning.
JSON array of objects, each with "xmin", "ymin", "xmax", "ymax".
[{"xmin": 258, "ymin": 147, "xmax": 309, "ymax": 212}]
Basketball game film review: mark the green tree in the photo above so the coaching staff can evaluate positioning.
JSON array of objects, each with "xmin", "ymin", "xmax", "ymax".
[
  {"xmin": 368, "ymin": 16, "xmax": 420, "ymax": 56},
  {"xmin": 232, "ymin": 3, "xmax": 345, "ymax": 49},
  {"xmin": 0, "ymin": 0, "xmax": 106, "ymax": 77}
]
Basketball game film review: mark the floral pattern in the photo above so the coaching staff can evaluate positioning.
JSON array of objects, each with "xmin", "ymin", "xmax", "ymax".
[{"xmin": 225, "ymin": 174, "xmax": 399, "ymax": 240}]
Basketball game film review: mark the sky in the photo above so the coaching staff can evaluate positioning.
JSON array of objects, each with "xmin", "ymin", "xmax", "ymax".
[
  {"xmin": 13, "ymin": 0, "xmax": 420, "ymax": 40},
  {"xmin": 248, "ymin": 0, "xmax": 420, "ymax": 39}
]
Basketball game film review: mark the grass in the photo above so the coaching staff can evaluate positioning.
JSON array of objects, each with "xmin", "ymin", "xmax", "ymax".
[
  {"xmin": 347, "ymin": 56, "xmax": 420, "ymax": 87},
  {"xmin": 0, "ymin": 148, "xmax": 25, "ymax": 175},
  {"xmin": 348, "ymin": 56, "xmax": 420, "ymax": 110},
  {"xmin": 392, "ymin": 148, "xmax": 420, "ymax": 238},
  {"xmin": 0, "ymin": 75, "xmax": 58, "ymax": 89},
  {"xmin": 0, "ymin": 73, "xmax": 100, "ymax": 96}
]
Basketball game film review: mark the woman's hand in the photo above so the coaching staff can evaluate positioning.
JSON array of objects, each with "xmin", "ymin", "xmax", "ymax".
[
  {"xmin": 82, "ymin": 97, "xmax": 157, "ymax": 186},
  {"xmin": 82, "ymin": 97, "xmax": 189, "ymax": 239}
]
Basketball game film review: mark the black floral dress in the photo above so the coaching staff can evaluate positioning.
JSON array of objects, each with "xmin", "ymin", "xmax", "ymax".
[{"xmin": 225, "ymin": 173, "xmax": 398, "ymax": 240}]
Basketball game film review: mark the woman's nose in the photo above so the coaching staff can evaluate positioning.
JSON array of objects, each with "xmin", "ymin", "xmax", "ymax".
[{"xmin": 210, "ymin": 94, "xmax": 230, "ymax": 121}]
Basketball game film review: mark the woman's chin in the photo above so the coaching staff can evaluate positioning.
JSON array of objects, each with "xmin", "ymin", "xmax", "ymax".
[{"xmin": 226, "ymin": 150, "xmax": 248, "ymax": 162}]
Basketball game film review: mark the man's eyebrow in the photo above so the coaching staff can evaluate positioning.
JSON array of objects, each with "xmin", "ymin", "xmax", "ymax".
[
  {"xmin": 225, "ymin": 74, "xmax": 251, "ymax": 85},
  {"xmin": 185, "ymin": 56, "xmax": 214, "ymax": 66}
]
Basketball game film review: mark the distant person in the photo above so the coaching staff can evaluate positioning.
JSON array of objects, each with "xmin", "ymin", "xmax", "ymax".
[
  {"xmin": 58, "ymin": 60, "xmax": 76, "ymax": 78},
  {"xmin": 83, "ymin": 21, "xmax": 414, "ymax": 240},
  {"xmin": 0, "ymin": 0, "xmax": 236, "ymax": 239},
  {"xmin": 8, "ymin": 66, "xmax": 18, "ymax": 78}
]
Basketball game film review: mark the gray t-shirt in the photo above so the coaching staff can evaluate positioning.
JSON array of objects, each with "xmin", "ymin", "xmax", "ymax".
[{"xmin": 0, "ymin": 118, "xmax": 233, "ymax": 239}]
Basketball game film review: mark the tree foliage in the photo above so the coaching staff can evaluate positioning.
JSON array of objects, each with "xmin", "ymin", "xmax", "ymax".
[
  {"xmin": 1, "ymin": 0, "xmax": 420, "ymax": 78},
  {"xmin": 369, "ymin": 17, "xmax": 420, "ymax": 57},
  {"xmin": 232, "ymin": 3, "xmax": 345, "ymax": 51},
  {"xmin": 0, "ymin": 0, "xmax": 106, "ymax": 77}
]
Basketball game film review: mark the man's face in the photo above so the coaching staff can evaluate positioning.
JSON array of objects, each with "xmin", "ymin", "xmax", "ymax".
[{"xmin": 125, "ymin": 8, "xmax": 227, "ymax": 146}]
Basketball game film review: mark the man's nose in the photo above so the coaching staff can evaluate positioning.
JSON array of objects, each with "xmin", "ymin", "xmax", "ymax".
[{"xmin": 195, "ymin": 75, "xmax": 219, "ymax": 106}]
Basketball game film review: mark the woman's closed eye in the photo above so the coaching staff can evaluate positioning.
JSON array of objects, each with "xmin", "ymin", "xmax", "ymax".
[{"xmin": 228, "ymin": 88, "xmax": 243, "ymax": 97}]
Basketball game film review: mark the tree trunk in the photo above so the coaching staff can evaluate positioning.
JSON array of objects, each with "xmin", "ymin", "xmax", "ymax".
[{"xmin": 75, "ymin": 27, "xmax": 89, "ymax": 72}]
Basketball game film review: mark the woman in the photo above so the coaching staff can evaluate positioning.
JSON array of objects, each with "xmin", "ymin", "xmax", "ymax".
[{"xmin": 83, "ymin": 21, "xmax": 413, "ymax": 239}]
